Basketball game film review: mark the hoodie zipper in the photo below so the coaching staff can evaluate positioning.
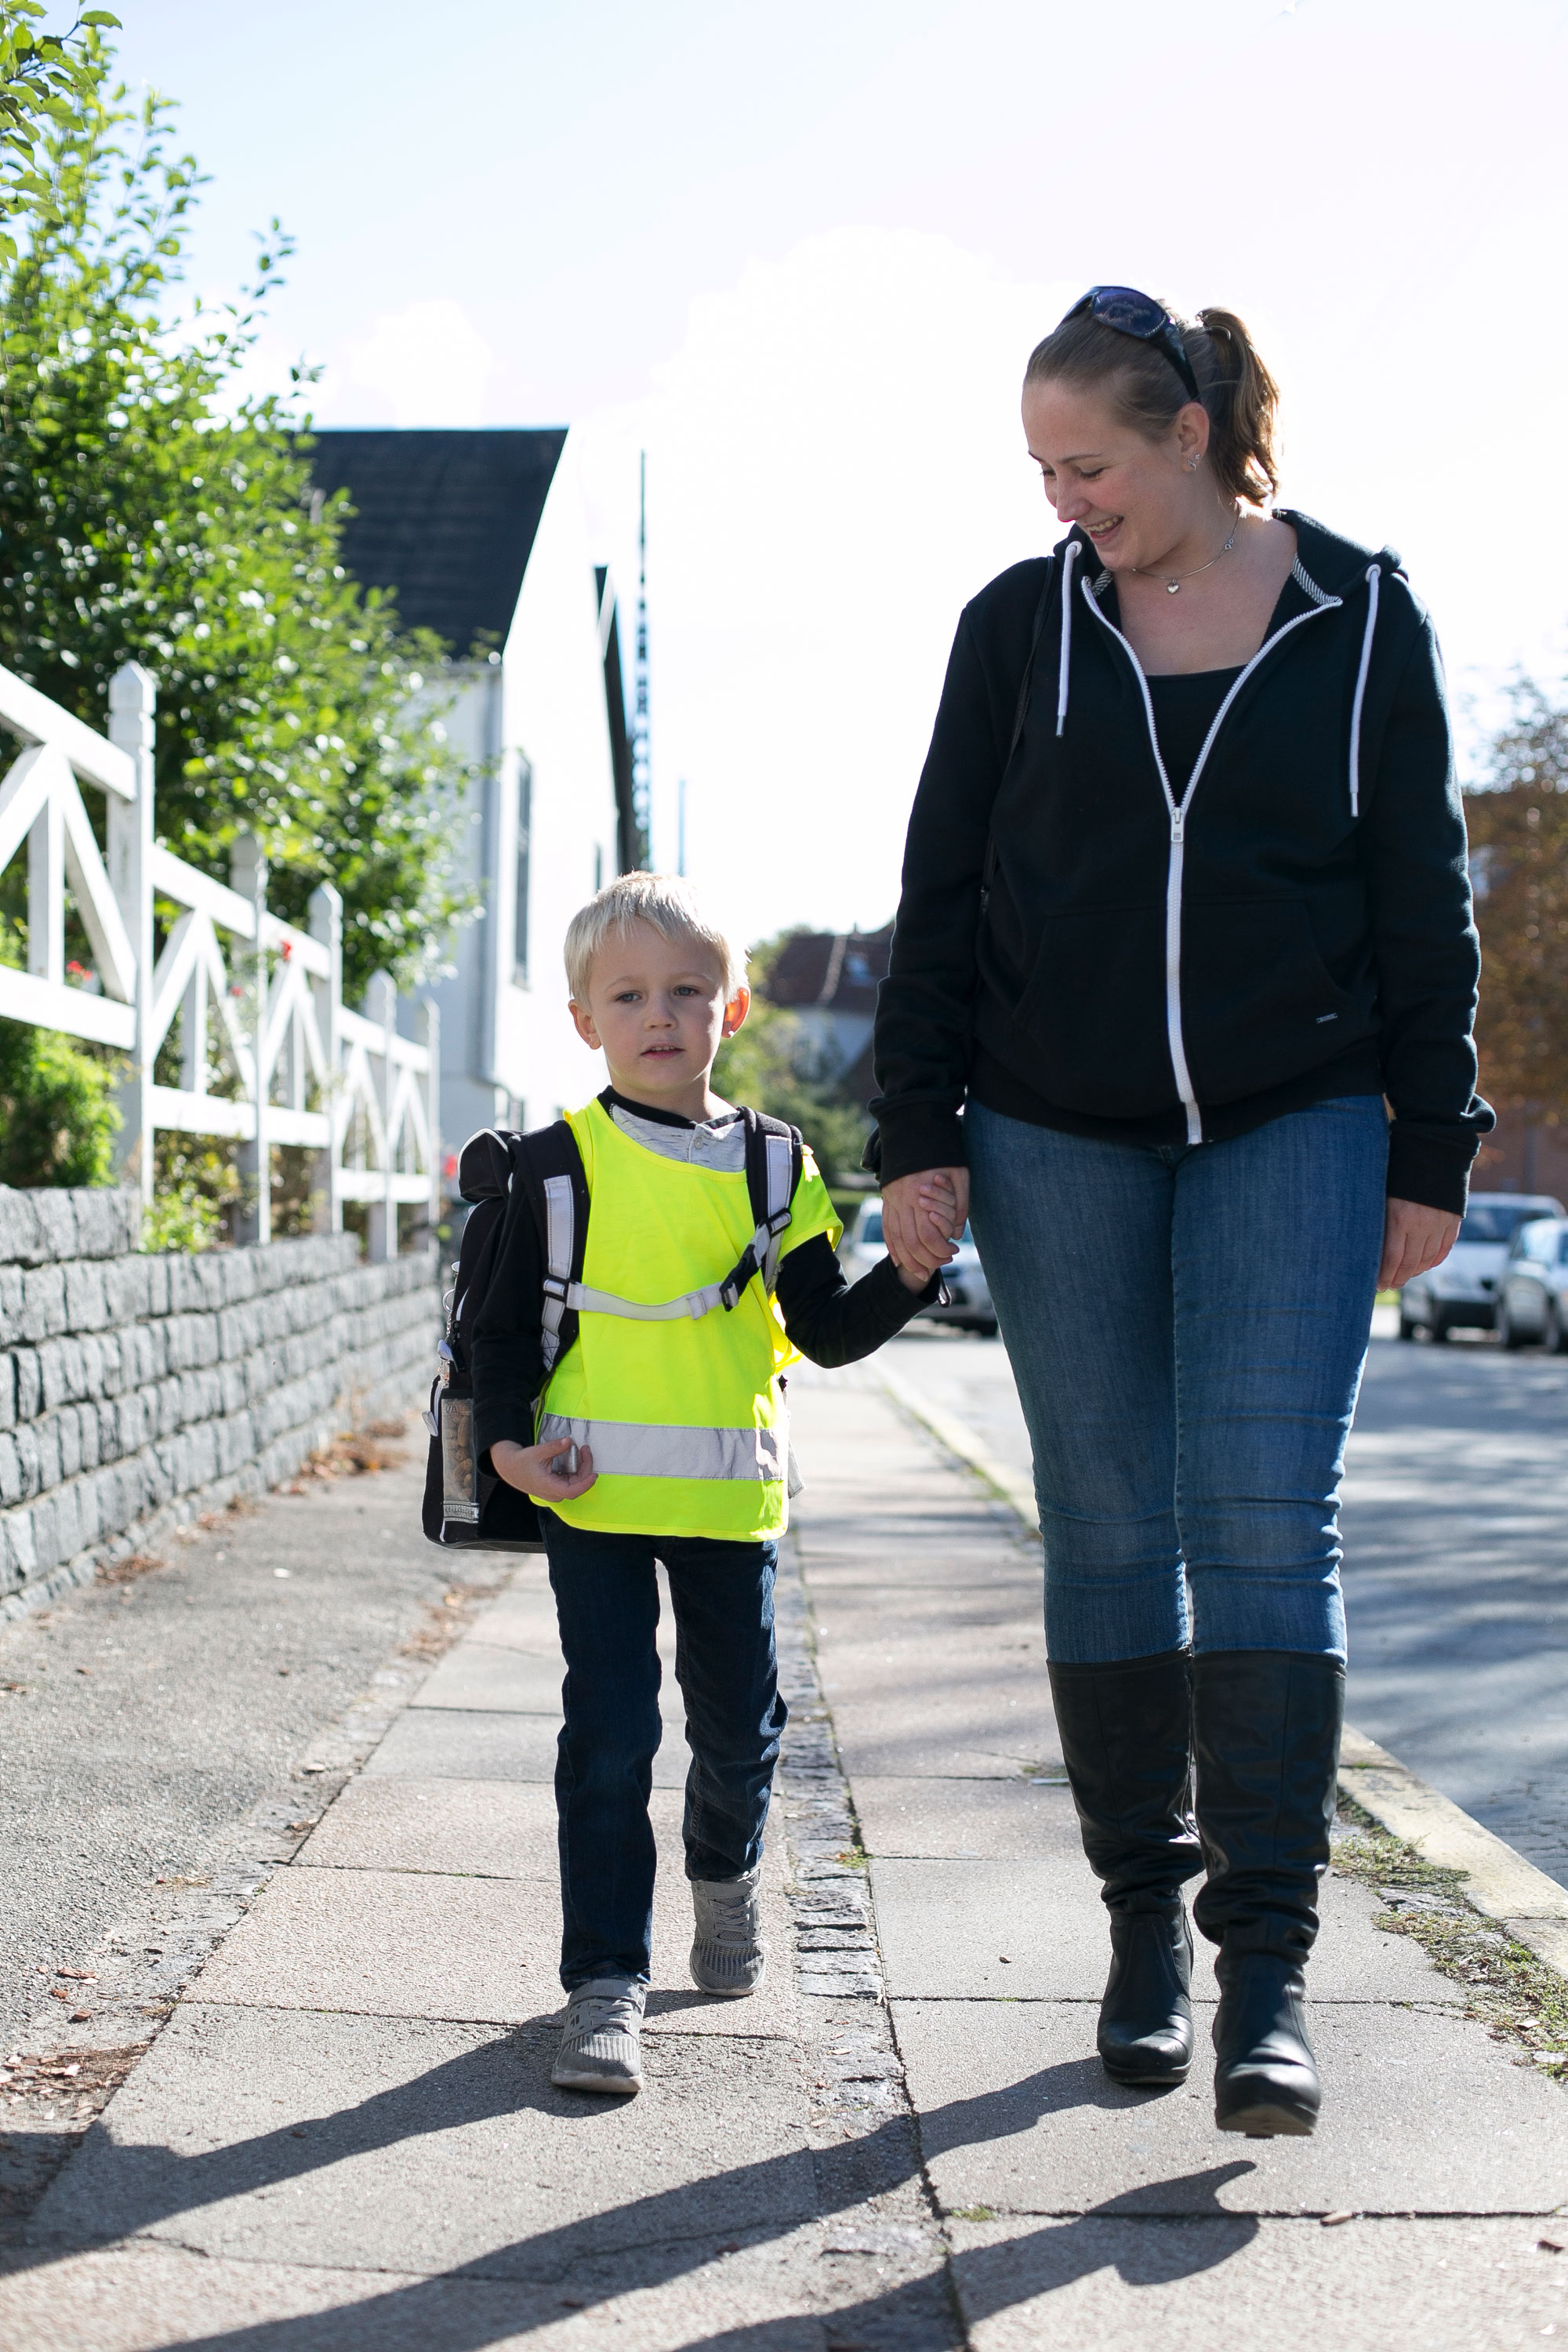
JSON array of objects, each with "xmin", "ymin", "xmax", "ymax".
[{"xmin": 1078, "ymin": 573, "xmax": 1346, "ymax": 1146}]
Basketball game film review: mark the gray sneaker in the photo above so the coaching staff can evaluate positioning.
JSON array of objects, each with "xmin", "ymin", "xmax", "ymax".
[
  {"xmin": 551, "ymin": 1976, "xmax": 645, "ymax": 2095},
  {"xmin": 690, "ymin": 1864, "xmax": 766, "ymax": 1997}
]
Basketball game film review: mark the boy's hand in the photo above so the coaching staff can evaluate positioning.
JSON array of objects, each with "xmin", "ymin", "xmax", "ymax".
[{"xmin": 491, "ymin": 1436, "xmax": 597, "ymax": 1503}]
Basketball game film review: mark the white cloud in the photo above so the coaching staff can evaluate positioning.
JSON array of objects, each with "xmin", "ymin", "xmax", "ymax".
[
  {"xmin": 326, "ymin": 297, "xmax": 494, "ymax": 427},
  {"xmin": 575, "ymin": 227, "xmax": 1072, "ymax": 946}
]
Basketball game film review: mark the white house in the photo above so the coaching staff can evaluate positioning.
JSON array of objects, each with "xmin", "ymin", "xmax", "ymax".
[{"xmin": 308, "ymin": 427, "xmax": 636, "ymax": 1189}]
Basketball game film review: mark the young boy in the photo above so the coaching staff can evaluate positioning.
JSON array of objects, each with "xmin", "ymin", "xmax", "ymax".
[{"xmin": 470, "ymin": 873, "xmax": 951, "ymax": 2096}]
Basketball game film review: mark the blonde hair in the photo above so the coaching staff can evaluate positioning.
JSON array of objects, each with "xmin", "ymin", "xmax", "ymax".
[
  {"xmin": 1025, "ymin": 301, "xmax": 1281, "ymax": 506},
  {"xmin": 564, "ymin": 872, "xmax": 747, "ymax": 1002}
]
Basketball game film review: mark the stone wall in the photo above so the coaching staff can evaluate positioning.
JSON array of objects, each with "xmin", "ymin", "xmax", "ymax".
[{"xmin": 0, "ymin": 1187, "xmax": 439, "ymax": 1619}]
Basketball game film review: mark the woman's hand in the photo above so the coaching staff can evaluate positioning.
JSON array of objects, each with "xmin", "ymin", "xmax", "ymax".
[
  {"xmin": 491, "ymin": 1435, "xmax": 597, "ymax": 1503},
  {"xmin": 882, "ymin": 1167, "xmax": 970, "ymax": 1281},
  {"xmin": 1379, "ymin": 1197, "xmax": 1461, "ymax": 1292}
]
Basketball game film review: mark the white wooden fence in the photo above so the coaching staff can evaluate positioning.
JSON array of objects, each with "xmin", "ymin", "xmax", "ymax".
[{"xmin": 0, "ymin": 660, "xmax": 438, "ymax": 1256}]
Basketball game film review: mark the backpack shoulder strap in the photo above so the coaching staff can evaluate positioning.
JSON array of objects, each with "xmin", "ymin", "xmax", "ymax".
[
  {"xmin": 510, "ymin": 1120, "xmax": 591, "ymax": 1378},
  {"xmin": 742, "ymin": 1108, "xmax": 805, "ymax": 1293}
]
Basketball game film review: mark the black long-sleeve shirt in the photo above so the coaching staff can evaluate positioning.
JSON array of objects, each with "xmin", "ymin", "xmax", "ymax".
[{"xmin": 469, "ymin": 1098, "xmax": 938, "ymax": 1457}]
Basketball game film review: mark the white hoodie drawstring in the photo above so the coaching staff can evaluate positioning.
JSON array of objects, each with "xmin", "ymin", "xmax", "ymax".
[
  {"xmin": 1348, "ymin": 561, "xmax": 1380, "ymax": 819},
  {"xmin": 1055, "ymin": 539, "xmax": 1079, "ymax": 735}
]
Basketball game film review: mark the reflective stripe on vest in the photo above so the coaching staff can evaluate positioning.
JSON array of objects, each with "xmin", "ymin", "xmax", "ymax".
[
  {"xmin": 538, "ymin": 1123, "xmax": 797, "ymax": 1352},
  {"xmin": 539, "ymin": 1098, "xmax": 840, "ymax": 1541},
  {"xmin": 537, "ymin": 1412, "xmax": 786, "ymax": 1483}
]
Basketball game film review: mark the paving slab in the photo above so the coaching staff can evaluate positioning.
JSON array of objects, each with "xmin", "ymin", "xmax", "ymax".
[
  {"xmin": 0, "ymin": 2237, "xmax": 859, "ymax": 2351},
  {"xmin": 412, "ymin": 1639, "xmax": 688, "ymax": 1723},
  {"xmin": 190, "ymin": 1863, "xmax": 561, "ymax": 2022},
  {"xmin": 363, "ymin": 1707, "xmax": 689, "ymax": 1788},
  {"xmin": 299, "ymin": 1777, "xmax": 692, "ymax": 1880},
  {"xmin": 297, "ymin": 1774, "xmax": 567, "ymax": 1878},
  {"xmin": 26, "ymin": 2002, "xmax": 818, "ymax": 2280},
  {"xmin": 869, "ymin": 1857, "xmax": 1455, "ymax": 2004},
  {"xmin": 831, "ymin": 1704, "xmax": 1063, "ymax": 1781},
  {"xmin": 855, "ymin": 1775, "xmax": 1081, "ymax": 1860},
  {"xmin": 815, "ymin": 1631, "xmax": 1046, "ymax": 1705},
  {"xmin": 892, "ymin": 1996, "xmax": 1568, "ymax": 2215},
  {"xmin": 946, "ymin": 2213, "xmax": 1568, "ymax": 2351},
  {"xmin": 191, "ymin": 1836, "xmax": 800, "ymax": 2036},
  {"xmin": 794, "ymin": 1552, "xmax": 1040, "ymax": 1602}
]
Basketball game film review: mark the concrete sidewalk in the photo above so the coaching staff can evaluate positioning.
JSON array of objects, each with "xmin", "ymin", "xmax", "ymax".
[{"xmin": 5, "ymin": 1370, "xmax": 1568, "ymax": 2347}]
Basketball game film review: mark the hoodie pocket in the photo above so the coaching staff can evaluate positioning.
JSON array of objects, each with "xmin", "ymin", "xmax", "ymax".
[
  {"xmin": 1181, "ymin": 895, "xmax": 1359, "ymax": 1105},
  {"xmin": 1006, "ymin": 902, "xmax": 1175, "ymax": 1118}
]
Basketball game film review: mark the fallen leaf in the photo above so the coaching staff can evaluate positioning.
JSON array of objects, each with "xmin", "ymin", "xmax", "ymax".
[
  {"xmin": 56, "ymin": 1969, "xmax": 96, "ymax": 1981},
  {"xmin": 1321, "ymin": 2210, "xmax": 1356, "ymax": 2227},
  {"xmin": 70, "ymin": 2011, "xmax": 93, "ymax": 2024},
  {"xmin": 74, "ymin": 1666, "xmax": 93, "ymax": 1677}
]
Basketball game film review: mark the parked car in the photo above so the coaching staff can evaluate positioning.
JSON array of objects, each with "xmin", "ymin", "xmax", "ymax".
[
  {"xmin": 1496, "ymin": 1215, "xmax": 1568, "ymax": 1352},
  {"xmin": 838, "ymin": 1196, "xmax": 998, "ymax": 1334},
  {"xmin": 1399, "ymin": 1192, "xmax": 1566, "ymax": 1341}
]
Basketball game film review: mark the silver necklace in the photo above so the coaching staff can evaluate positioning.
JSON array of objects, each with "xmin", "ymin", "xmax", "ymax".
[{"xmin": 1134, "ymin": 511, "xmax": 1241, "ymax": 594}]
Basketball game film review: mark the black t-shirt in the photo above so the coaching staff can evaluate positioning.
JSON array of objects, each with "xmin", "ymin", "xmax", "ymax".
[{"xmin": 1147, "ymin": 665, "xmax": 1242, "ymax": 796}]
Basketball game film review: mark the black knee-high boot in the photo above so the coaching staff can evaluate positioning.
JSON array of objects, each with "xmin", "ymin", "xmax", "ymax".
[
  {"xmin": 1190, "ymin": 1650, "xmax": 1345, "ymax": 2138},
  {"xmin": 1047, "ymin": 1650, "xmax": 1203, "ymax": 2086}
]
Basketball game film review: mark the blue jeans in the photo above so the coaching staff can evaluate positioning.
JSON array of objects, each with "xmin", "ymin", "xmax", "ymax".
[
  {"xmin": 967, "ymin": 1096, "xmax": 1388, "ymax": 1664},
  {"xmin": 540, "ymin": 1511, "xmax": 787, "ymax": 1991}
]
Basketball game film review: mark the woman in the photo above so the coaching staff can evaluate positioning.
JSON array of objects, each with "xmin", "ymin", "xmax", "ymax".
[{"xmin": 872, "ymin": 288, "xmax": 1489, "ymax": 2139}]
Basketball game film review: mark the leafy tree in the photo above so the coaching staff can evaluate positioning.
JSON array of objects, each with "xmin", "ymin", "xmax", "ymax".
[
  {"xmin": 0, "ymin": 5, "xmax": 119, "ymax": 265},
  {"xmin": 1465, "ymin": 681, "xmax": 1568, "ymax": 1123},
  {"xmin": 0, "ymin": 38, "xmax": 477, "ymax": 993}
]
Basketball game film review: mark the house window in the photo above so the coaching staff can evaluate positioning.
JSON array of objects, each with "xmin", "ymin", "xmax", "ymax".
[{"xmin": 514, "ymin": 759, "xmax": 532, "ymax": 984}]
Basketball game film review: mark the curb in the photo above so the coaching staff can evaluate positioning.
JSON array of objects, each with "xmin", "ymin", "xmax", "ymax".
[{"xmin": 877, "ymin": 1361, "xmax": 1568, "ymax": 1986}]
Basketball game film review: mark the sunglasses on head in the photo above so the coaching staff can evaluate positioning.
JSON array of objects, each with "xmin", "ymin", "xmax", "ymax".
[{"xmin": 1062, "ymin": 286, "xmax": 1203, "ymax": 407}]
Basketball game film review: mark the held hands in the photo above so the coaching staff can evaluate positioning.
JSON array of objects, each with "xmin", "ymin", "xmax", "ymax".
[
  {"xmin": 491, "ymin": 1435, "xmax": 597, "ymax": 1504},
  {"xmin": 1379, "ymin": 1197, "xmax": 1461, "ymax": 1292},
  {"xmin": 883, "ymin": 1166, "xmax": 970, "ymax": 1286}
]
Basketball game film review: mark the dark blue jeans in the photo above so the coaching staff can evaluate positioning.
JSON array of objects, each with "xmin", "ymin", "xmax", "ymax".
[
  {"xmin": 967, "ymin": 1095, "xmax": 1388, "ymax": 1665},
  {"xmin": 539, "ymin": 1510, "xmax": 788, "ymax": 1991}
]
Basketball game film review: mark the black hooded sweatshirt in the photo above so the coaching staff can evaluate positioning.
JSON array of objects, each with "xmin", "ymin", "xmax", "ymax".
[{"xmin": 868, "ymin": 514, "xmax": 1492, "ymax": 1214}]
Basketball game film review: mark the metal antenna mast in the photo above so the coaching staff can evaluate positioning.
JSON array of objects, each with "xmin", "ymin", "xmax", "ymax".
[{"xmin": 631, "ymin": 452, "xmax": 652, "ymax": 868}]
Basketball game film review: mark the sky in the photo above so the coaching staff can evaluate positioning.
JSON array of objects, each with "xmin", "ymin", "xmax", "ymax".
[{"xmin": 96, "ymin": 0, "xmax": 1568, "ymax": 946}]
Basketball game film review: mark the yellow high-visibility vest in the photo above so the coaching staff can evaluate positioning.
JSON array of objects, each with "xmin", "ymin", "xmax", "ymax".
[{"xmin": 533, "ymin": 1097, "xmax": 840, "ymax": 1541}]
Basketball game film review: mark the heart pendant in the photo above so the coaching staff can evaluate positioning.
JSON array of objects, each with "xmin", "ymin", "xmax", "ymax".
[{"xmin": 1166, "ymin": 581, "xmax": 1181, "ymax": 594}]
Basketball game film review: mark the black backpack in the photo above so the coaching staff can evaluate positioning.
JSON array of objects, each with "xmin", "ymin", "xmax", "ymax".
[{"xmin": 422, "ymin": 1108, "xmax": 804, "ymax": 1552}]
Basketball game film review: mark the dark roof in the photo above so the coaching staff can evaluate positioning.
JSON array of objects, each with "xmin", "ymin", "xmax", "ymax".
[
  {"xmin": 765, "ymin": 924, "xmax": 893, "ymax": 1014},
  {"xmin": 306, "ymin": 428, "xmax": 568, "ymax": 655}
]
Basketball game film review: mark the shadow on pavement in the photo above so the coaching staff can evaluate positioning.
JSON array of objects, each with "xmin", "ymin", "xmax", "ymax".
[{"xmin": 7, "ymin": 2024, "xmax": 1260, "ymax": 2347}]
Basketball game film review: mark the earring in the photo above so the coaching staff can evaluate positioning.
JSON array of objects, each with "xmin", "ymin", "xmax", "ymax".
[{"xmin": 1186, "ymin": 458, "xmax": 1199, "ymax": 472}]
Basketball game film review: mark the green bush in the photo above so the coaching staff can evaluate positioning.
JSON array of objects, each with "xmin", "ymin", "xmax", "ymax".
[
  {"xmin": 0, "ymin": 1017, "xmax": 120, "ymax": 1185},
  {"xmin": 713, "ymin": 989, "xmax": 873, "ymax": 1218}
]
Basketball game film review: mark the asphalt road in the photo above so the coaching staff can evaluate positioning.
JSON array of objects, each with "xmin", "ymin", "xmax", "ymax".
[
  {"xmin": 884, "ymin": 1308, "xmax": 1568, "ymax": 1889},
  {"xmin": 0, "ymin": 1430, "xmax": 462, "ymax": 2049}
]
